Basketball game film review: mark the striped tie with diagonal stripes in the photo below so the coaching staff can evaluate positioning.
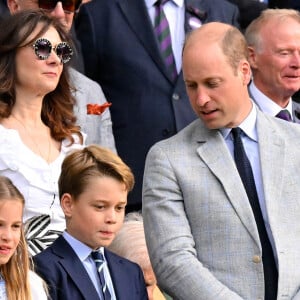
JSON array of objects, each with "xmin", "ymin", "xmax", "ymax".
[
  {"xmin": 91, "ymin": 251, "xmax": 111, "ymax": 300},
  {"xmin": 154, "ymin": 0, "xmax": 177, "ymax": 81}
]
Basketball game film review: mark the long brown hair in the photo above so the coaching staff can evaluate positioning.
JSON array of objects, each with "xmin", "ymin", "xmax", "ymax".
[
  {"xmin": 0, "ymin": 10, "xmax": 82, "ymax": 144},
  {"xmin": 0, "ymin": 176, "xmax": 31, "ymax": 300}
]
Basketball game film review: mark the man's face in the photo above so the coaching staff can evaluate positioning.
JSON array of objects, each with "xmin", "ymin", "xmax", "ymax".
[
  {"xmin": 183, "ymin": 41, "xmax": 252, "ymax": 129},
  {"xmin": 249, "ymin": 18, "xmax": 300, "ymax": 105},
  {"xmin": 7, "ymin": 0, "xmax": 74, "ymax": 31}
]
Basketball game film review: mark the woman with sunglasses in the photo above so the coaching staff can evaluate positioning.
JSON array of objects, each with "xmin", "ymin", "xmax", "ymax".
[{"xmin": 0, "ymin": 10, "xmax": 84, "ymax": 256}]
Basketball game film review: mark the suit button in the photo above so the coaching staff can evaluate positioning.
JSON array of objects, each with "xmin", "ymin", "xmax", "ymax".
[
  {"xmin": 252, "ymin": 255, "xmax": 261, "ymax": 263},
  {"xmin": 172, "ymin": 93, "xmax": 180, "ymax": 100}
]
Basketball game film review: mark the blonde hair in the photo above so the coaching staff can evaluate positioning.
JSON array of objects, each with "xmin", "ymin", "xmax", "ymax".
[
  {"xmin": 0, "ymin": 176, "xmax": 32, "ymax": 300},
  {"xmin": 245, "ymin": 9, "xmax": 300, "ymax": 52},
  {"xmin": 59, "ymin": 145, "xmax": 135, "ymax": 199}
]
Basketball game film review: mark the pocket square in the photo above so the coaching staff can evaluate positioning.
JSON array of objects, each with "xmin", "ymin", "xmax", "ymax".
[{"xmin": 87, "ymin": 102, "xmax": 112, "ymax": 115}]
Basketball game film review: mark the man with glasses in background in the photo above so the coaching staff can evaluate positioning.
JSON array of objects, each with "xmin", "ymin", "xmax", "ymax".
[{"xmin": 6, "ymin": 0, "xmax": 116, "ymax": 152}]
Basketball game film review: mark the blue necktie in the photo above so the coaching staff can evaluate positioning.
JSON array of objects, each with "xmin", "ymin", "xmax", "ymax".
[
  {"xmin": 154, "ymin": 0, "xmax": 177, "ymax": 81},
  {"xmin": 231, "ymin": 127, "xmax": 278, "ymax": 300},
  {"xmin": 91, "ymin": 251, "xmax": 111, "ymax": 300}
]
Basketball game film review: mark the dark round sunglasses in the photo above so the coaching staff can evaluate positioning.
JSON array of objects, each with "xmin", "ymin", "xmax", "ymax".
[
  {"xmin": 32, "ymin": 38, "xmax": 73, "ymax": 64},
  {"xmin": 38, "ymin": 0, "xmax": 82, "ymax": 13}
]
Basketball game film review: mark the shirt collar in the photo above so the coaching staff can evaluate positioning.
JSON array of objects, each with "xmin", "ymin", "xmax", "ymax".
[
  {"xmin": 249, "ymin": 81, "xmax": 293, "ymax": 117},
  {"xmin": 63, "ymin": 231, "xmax": 105, "ymax": 262},
  {"xmin": 220, "ymin": 101, "xmax": 258, "ymax": 142}
]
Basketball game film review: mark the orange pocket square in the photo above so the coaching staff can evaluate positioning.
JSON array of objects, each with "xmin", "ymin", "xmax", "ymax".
[{"xmin": 87, "ymin": 102, "xmax": 112, "ymax": 115}]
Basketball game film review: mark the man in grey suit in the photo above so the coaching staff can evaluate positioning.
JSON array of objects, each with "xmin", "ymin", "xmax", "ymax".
[
  {"xmin": 245, "ymin": 8, "xmax": 300, "ymax": 123},
  {"xmin": 7, "ymin": 0, "xmax": 116, "ymax": 150},
  {"xmin": 143, "ymin": 22, "xmax": 300, "ymax": 299}
]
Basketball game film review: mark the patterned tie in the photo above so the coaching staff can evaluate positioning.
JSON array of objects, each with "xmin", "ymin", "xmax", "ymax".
[
  {"xmin": 91, "ymin": 251, "xmax": 111, "ymax": 300},
  {"xmin": 154, "ymin": 0, "xmax": 177, "ymax": 81},
  {"xmin": 276, "ymin": 109, "xmax": 292, "ymax": 122},
  {"xmin": 231, "ymin": 128, "xmax": 278, "ymax": 300}
]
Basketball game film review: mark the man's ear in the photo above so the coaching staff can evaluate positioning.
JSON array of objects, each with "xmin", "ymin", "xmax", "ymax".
[
  {"xmin": 7, "ymin": 0, "xmax": 20, "ymax": 13},
  {"xmin": 61, "ymin": 193, "xmax": 74, "ymax": 218},
  {"xmin": 239, "ymin": 59, "xmax": 252, "ymax": 86},
  {"xmin": 247, "ymin": 46, "xmax": 258, "ymax": 69}
]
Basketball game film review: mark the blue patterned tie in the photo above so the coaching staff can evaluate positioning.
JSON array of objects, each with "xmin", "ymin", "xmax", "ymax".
[
  {"xmin": 276, "ymin": 109, "xmax": 292, "ymax": 122},
  {"xmin": 91, "ymin": 251, "xmax": 111, "ymax": 300},
  {"xmin": 154, "ymin": 0, "xmax": 177, "ymax": 81},
  {"xmin": 231, "ymin": 128, "xmax": 277, "ymax": 300}
]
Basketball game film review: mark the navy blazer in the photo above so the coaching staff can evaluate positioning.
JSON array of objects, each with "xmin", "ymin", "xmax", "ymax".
[
  {"xmin": 75, "ymin": 0, "xmax": 240, "ymax": 209},
  {"xmin": 33, "ymin": 236, "xmax": 148, "ymax": 300}
]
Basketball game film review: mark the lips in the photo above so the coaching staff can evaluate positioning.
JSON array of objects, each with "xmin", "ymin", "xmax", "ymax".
[{"xmin": 0, "ymin": 246, "xmax": 11, "ymax": 255}]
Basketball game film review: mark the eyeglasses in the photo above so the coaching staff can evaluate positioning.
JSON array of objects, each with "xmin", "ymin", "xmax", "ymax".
[
  {"xmin": 32, "ymin": 38, "xmax": 73, "ymax": 64},
  {"xmin": 38, "ymin": 0, "xmax": 82, "ymax": 13}
]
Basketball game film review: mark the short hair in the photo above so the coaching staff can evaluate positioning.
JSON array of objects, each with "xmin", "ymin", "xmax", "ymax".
[
  {"xmin": 183, "ymin": 25, "xmax": 248, "ymax": 75},
  {"xmin": 220, "ymin": 27, "xmax": 249, "ymax": 75},
  {"xmin": 58, "ymin": 145, "xmax": 135, "ymax": 199},
  {"xmin": 245, "ymin": 9, "xmax": 300, "ymax": 52},
  {"xmin": 0, "ymin": 176, "xmax": 32, "ymax": 300},
  {"xmin": 0, "ymin": 10, "xmax": 82, "ymax": 144},
  {"xmin": 108, "ymin": 212, "xmax": 151, "ymax": 272}
]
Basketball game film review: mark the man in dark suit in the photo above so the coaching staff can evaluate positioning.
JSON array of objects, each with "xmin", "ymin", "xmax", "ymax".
[
  {"xmin": 245, "ymin": 8, "xmax": 300, "ymax": 122},
  {"xmin": 75, "ymin": 0, "xmax": 240, "ymax": 212}
]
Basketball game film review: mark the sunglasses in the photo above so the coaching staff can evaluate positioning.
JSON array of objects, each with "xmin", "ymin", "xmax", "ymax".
[
  {"xmin": 38, "ymin": 0, "xmax": 82, "ymax": 13},
  {"xmin": 32, "ymin": 38, "xmax": 73, "ymax": 64}
]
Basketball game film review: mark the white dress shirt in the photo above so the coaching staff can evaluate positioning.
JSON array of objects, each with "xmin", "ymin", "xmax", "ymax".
[{"xmin": 145, "ymin": 0, "xmax": 185, "ymax": 73}]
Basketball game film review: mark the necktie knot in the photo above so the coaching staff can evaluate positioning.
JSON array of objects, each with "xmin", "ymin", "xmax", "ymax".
[
  {"xmin": 155, "ymin": 0, "xmax": 169, "ymax": 7},
  {"xmin": 231, "ymin": 127, "xmax": 243, "ymax": 140},
  {"xmin": 276, "ymin": 109, "xmax": 292, "ymax": 122},
  {"xmin": 91, "ymin": 250, "xmax": 104, "ymax": 263}
]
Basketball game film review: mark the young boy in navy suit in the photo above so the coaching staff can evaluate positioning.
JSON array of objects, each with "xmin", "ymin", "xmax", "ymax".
[{"xmin": 33, "ymin": 145, "xmax": 148, "ymax": 300}]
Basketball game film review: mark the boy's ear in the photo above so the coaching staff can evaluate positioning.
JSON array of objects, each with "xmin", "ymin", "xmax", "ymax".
[{"xmin": 61, "ymin": 193, "xmax": 74, "ymax": 217}]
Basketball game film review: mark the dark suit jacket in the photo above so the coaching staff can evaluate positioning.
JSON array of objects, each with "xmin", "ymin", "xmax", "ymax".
[
  {"xmin": 33, "ymin": 236, "xmax": 148, "ymax": 300},
  {"xmin": 75, "ymin": 0, "xmax": 239, "ymax": 209}
]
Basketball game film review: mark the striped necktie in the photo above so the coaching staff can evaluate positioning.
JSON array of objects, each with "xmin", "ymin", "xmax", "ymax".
[
  {"xmin": 154, "ymin": 0, "xmax": 177, "ymax": 81},
  {"xmin": 91, "ymin": 251, "xmax": 111, "ymax": 300}
]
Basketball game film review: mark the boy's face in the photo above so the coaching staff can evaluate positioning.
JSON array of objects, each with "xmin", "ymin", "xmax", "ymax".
[{"xmin": 62, "ymin": 176, "xmax": 127, "ymax": 249}]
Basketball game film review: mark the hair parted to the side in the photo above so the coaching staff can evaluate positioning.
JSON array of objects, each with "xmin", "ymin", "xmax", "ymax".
[
  {"xmin": 0, "ymin": 176, "xmax": 32, "ymax": 300},
  {"xmin": 58, "ymin": 145, "xmax": 135, "ymax": 199},
  {"xmin": 0, "ymin": 10, "xmax": 82, "ymax": 145},
  {"xmin": 245, "ymin": 9, "xmax": 300, "ymax": 53}
]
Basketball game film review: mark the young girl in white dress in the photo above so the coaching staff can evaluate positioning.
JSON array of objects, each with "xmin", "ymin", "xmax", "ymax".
[{"xmin": 0, "ymin": 176, "xmax": 47, "ymax": 300}]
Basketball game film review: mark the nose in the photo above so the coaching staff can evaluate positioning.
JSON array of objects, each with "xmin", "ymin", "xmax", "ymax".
[
  {"xmin": 47, "ymin": 49, "xmax": 62, "ymax": 65},
  {"xmin": 50, "ymin": 2, "xmax": 66, "ymax": 22},
  {"xmin": 195, "ymin": 87, "xmax": 210, "ymax": 107},
  {"xmin": 290, "ymin": 52, "xmax": 300, "ymax": 69},
  {"xmin": 0, "ymin": 228, "xmax": 12, "ymax": 241},
  {"xmin": 105, "ymin": 208, "xmax": 117, "ymax": 224}
]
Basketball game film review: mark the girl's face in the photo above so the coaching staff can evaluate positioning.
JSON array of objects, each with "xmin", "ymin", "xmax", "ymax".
[{"xmin": 0, "ymin": 200, "xmax": 23, "ymax": 265}]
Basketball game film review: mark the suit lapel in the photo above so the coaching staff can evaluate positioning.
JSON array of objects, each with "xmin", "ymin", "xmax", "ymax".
[
  {"xmin": 52, "ymin": 236, "xmax": 99, "ymax": 300},
  {"xmin": 184, "ymin": 0, "xmax": 208, "ymax": 32},
  {"xmin": 117, "ymin": 0, "xmax": 175, "ymax": 82},
  {"xmin": 256, "ymin": 111, "xmax": 286, "ymax": 218},
  {"xmin": 195, "ymin": 127, "xmax": 261, "ymax": 246}
]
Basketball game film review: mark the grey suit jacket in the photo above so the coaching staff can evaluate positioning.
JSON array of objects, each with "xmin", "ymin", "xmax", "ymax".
[
  {"xmin": 143, "ymin": 109, "xmax": 300, "ymax": 300},
  {"xmin": 69, "ymin": 68, "xmax": 116, "ymax": 152}
]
